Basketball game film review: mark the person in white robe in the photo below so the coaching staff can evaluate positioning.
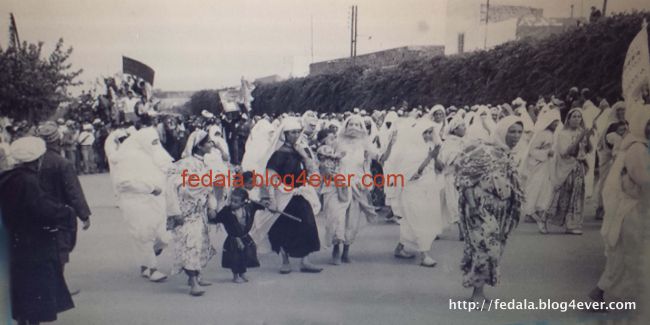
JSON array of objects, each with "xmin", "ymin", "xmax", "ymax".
[
  {"xmin": 466, "ymin": 106, "xmax": 494, "ymax": 141},
  {"xmin": 392, "ymin": 118, "xmax": 444, "ymax": 267},
  {"xmin": 593, "ymin": 100, "xmax": 627, "ymax": 220},
  {"xmin": 104, "ymin": 128, "xmax": 129, "ymax": 197},
  {"xmin": 241, "ymin": 119, "xmax": 275, "ymax": 173},
  {"xmin": 428, "ymin": 104, "xmax": 447, "ymax": 140},
  {"xmin": 326, "ymin": 115, "xmax": 378, "ymax": 264},
  {"xmin": 113, "ymin": 127, "xmax": 181, "ymax": 282},
  {"xmin": 438, "ymin": 115, "xmax": 466, "ymax": 240},
  {"xmin": 581, "ymin": 97, "xmax": 601, "ymax": 198},
  {"xmin": 204, "ymin": 124, "xmax": 230, "ymax": 211},
  {"xmin": 590, "ymin": 105, "xmax": 650, "ymax": 305},
  {"xmin": 520, "ymin": 109, "xmax": 561, "ymax": 233},
  {"xmin": 381, "ymin": 113, "xmax": 415, "ymax": 220}
]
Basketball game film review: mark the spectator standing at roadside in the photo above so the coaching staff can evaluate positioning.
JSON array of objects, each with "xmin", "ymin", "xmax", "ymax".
[
  {"xmin": 79, "ymin": 124, "xmax": 96, "ymax": 174},
  {"xmin": 36, "ymin": 122, "xmax": 92, "ymax": 296}
]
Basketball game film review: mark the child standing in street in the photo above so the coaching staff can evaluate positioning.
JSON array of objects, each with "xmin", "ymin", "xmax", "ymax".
[{"xmin": 210, "ymin": 188, "xmax": 263, "ymax": 283}]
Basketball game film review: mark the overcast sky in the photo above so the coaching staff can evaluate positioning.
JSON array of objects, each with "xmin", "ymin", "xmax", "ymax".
[{"xmin": 1, "ymin": 0, "xmax": 648, "ymax": 91}]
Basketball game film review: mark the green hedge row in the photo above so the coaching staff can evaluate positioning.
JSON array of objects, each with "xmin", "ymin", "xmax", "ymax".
[{"xmin": 251, "ymin": 12, "xmax": 650, "ymax": 115}]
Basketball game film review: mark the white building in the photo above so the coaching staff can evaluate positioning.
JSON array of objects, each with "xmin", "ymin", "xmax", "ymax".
[{"xmin": 445, "ymin": 0, "xmax": 544, "ymax": 55}]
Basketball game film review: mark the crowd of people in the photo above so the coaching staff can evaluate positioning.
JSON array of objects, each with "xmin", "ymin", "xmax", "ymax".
[{"xmin": 1, "ymin": 85, "xmax": 649, "ymax": 323}]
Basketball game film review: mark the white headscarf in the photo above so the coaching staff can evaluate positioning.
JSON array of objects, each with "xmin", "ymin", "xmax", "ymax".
[
  {"xmin": 115, "ymin": 127, "xmax": 173, "ymax": 188},
  {"xmin": 10, "ymin": 136, "xmax": 46, "ymax": 164},
  {"xmin": 445, "ymin": 114, "xmax": 466, "ymax": 137},
  {"xmin": 427, "ymin": 104, "xmax": 447, "ymax": 139},
  {"xmin": 181, "ymin": 129, "xmax": 209, "ymax": 159},
  {"xmin": 397, "ymin": 118, "xmax": 437, "ymax": 177},
  {"xmin": 260, "ymin": 116, "xmax": 302, "ymax": 170},
  {"xmin": 242, "ymin": 119, "xmax": 276, "ymax": 172},
  {"xmin": 514, "ymin": 105, "xmax": 535, "ymax": 133},
  {"xmin": 467, "ymin": 106, "xmax": 494, "ymax": 140},
  {"xmin": 491, "ymin": 116, "xmax": 523, "ymax": 151},
  {"xmin": 601, "ymin": 104, "xmax": 650, "ymax": 247}
]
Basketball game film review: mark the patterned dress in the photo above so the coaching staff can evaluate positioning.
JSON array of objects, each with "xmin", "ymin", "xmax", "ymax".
[
  {"xmin": 547, "ymin": 128, "xmax": 589, "ymax": 230},
  {"xmin": 455, "ymin": 140, "xmax": 523, "ymax": 288},
  {"xmin": 169, "ymin": 155, "xmax": 216, "ymax": 274}
]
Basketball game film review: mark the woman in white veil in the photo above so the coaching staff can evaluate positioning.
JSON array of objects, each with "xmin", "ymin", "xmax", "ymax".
[
  {"xmin": 114, "ymin": 127, "xmax": 180, "ymax": 282},
  {"xmin": 241, "ymin": 118, "xmax": 276, "ymax": 173},
  {"xmin": 392, "ymin": 118, "xmax": 444, "ymax": 267},
  {"xmin": 520, "ymin": 109, "xmax": 561, "ymax": 233},
  {"xmin": 381, "ymin": 111, "xmax": 419, "ymax": 221},
  {"xmin": 466, "ymin": 106, "xmax": 494, "ymax": 141},
  {"xmin": 590, "ymin": 105, "xmax": 650, "ymax": 305},
  {"xmin": 328, "ymin": 115, "xmax": 378, "ymax": 263},
  {"xmin": 427, "ymin": 104, "xmax": 447, "ymax": 140},
  {"xmin": 439, "ymin": 115, "xmax": 467, "ymax": 239}
]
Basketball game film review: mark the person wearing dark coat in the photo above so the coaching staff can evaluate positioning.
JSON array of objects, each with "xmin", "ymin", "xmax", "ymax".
[
  {"xmin": 210, "ymin": 188, "xmax": 262, "ymax": 283},
  {"xmin": 36, "ymin": 122, "xmax": 91, "ymax": 294},
  {"xmin": 0, "ymin": 137, "xmax": 75, "ymax": 325}
]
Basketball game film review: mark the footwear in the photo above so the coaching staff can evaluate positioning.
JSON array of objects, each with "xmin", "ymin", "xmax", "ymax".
[
  {"xmin": 536, "ymin": 220, "xmax": 548, "ymax": 234},
  {"xmin": 69, "ymin": 288, "xmax": 81, "ymax": 296},
  {"xmin": 189, "ymin": 278, "xmax": 206, "ymax": 296},
  {"xmin": 141, "ymin": 267, "xmax": 150, "ymax": 279},
  {"xmin": 341, "ymin": 245, "xmax": 351, "ymax": 263},
  {"xmin": 239, "ymin": 274, "xmax": 249, "ymax": 282},
  {"xmin": 232, "ymin": 277, "xmax": 245, "ymax": 284},
  {"xmin": 148, "ymin": 270, "xmax": 168, "ymax": 282},
  {"xmin": 331, "ymin": 244, "xmax": 341, "ymax": 265},
  {"xmin": 566, "ymin": 229, "xmax": 583, "ymax": 235},
  {"xmin": 279, "ymin": 264, "xmax": 292, "ymax": 274},
  {"xmin": 153, "ymin": 240, "xmax": 167, "ymax": 256},
  {"xmin": 187, "ymin": 277, "xmax": 212, "ymax": 287},
  {"xmin": 394, "ymin": 244, "xmax": 415, "ymax": 259},
  {"xmin": 300, "ymin": 265, "xmax": 323, "ymax": 273},
  {"xmin": 420, "ymin": 255, "xmax": 437, "ymax": 268}
]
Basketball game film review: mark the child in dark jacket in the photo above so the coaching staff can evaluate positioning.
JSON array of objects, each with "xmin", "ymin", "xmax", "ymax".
[{"xmin": 210, "ymin": 188, "xmax": 263, "ymax": 283}]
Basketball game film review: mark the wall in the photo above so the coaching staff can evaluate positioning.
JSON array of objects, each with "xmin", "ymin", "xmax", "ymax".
[{"xmin": 309, "ymin": 45, "xmax": 445, "ymax": 75}]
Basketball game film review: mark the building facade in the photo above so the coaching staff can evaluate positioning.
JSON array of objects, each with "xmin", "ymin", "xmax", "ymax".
[{"xmin": 309, "ymin": 45, "xmax": 445, "ymax": 76}]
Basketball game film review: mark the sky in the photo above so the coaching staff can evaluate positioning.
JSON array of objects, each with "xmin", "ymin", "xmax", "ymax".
[{"xmin": 1, "ymin": 0, "xmax": 648, "ymax": 92}]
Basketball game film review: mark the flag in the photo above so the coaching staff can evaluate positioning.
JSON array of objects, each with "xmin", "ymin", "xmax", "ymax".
[
  {"xmin": 622, "ymin": 19, "xmax": 650, "ymax": 107},
  {"xmin": 122, "ymin": 56, "xmax": 155, "ymax": 85},
  {"xmin": 239, "ymin": 77, "xmax": 255, "ymax": 113},
  {"xmin": 9, "ymin": 13, "xmax": 21, "ymax": 50},
  {"xmin": 219, "ymin": 89, "xmax": 240, "ymax": 113}
]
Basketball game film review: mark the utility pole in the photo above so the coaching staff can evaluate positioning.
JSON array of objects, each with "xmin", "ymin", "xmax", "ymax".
[
  {"xmin": 602, "ymin": 0, "xmax": 608, "ymax": 16},
  {"xmin": 311, "ymin": 15, "xmax": 314, "ymax": 63},
  {"xmin": 354, "ymin": 6, "xmax": 359, "ymax": 60},
  {"xmin": 570, "ymin": 4, "xmax": 574, "ymax": 18},
  {"xmin": 350, "ymin": 5, "xmax": 358, "ymax": 63},
  {"xmin": 484, "ymin": 0, "xmax": 489, "ymax": 49}
]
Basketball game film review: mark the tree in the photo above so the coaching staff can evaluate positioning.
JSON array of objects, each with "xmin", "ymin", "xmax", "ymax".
[
  {"xmin": 186, "ymin": 89, "xmax": 223, "ymax": 116},
  {"xmin": 0, "ymin": 38, "xmax": 82, "ymax": 123}
]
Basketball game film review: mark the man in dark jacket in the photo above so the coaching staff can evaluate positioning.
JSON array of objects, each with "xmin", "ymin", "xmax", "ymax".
[
  {"xmin": 0, "ymin": 136, "xmax": 75, "ymax": 324},
  {"xmin": 36, "ymin": 122, "xmax": 91, "ymax": 294}
]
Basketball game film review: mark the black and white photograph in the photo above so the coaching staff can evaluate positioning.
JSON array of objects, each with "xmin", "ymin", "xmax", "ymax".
[{"xmin": 1, "ymin": 0, "xmax": 650, "ymax": 324}]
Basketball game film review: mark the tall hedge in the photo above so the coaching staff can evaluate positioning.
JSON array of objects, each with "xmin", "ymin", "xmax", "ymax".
[{"xmin": 252, "ymin": 12, "xmax": 650, "ymax": 115}]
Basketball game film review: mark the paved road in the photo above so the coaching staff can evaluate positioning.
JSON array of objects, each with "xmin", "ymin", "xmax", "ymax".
[{"xmin": 53, "ymin": 174, "xmax": 621, "ymax": 325}]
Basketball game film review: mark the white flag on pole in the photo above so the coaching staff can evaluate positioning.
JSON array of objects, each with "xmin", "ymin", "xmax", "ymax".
[{"xmin": 622, "ymin": 19, "xmax": 650, "ymax": 107}]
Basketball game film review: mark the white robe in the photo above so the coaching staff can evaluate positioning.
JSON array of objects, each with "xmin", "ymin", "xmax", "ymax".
[
  {"xmin": 439, "ymin": 135, "xmax": 464, "ymax": 225},
  {"xmin": 521, "ymin": 130, "xmax": 555, "ymax": 216}
]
